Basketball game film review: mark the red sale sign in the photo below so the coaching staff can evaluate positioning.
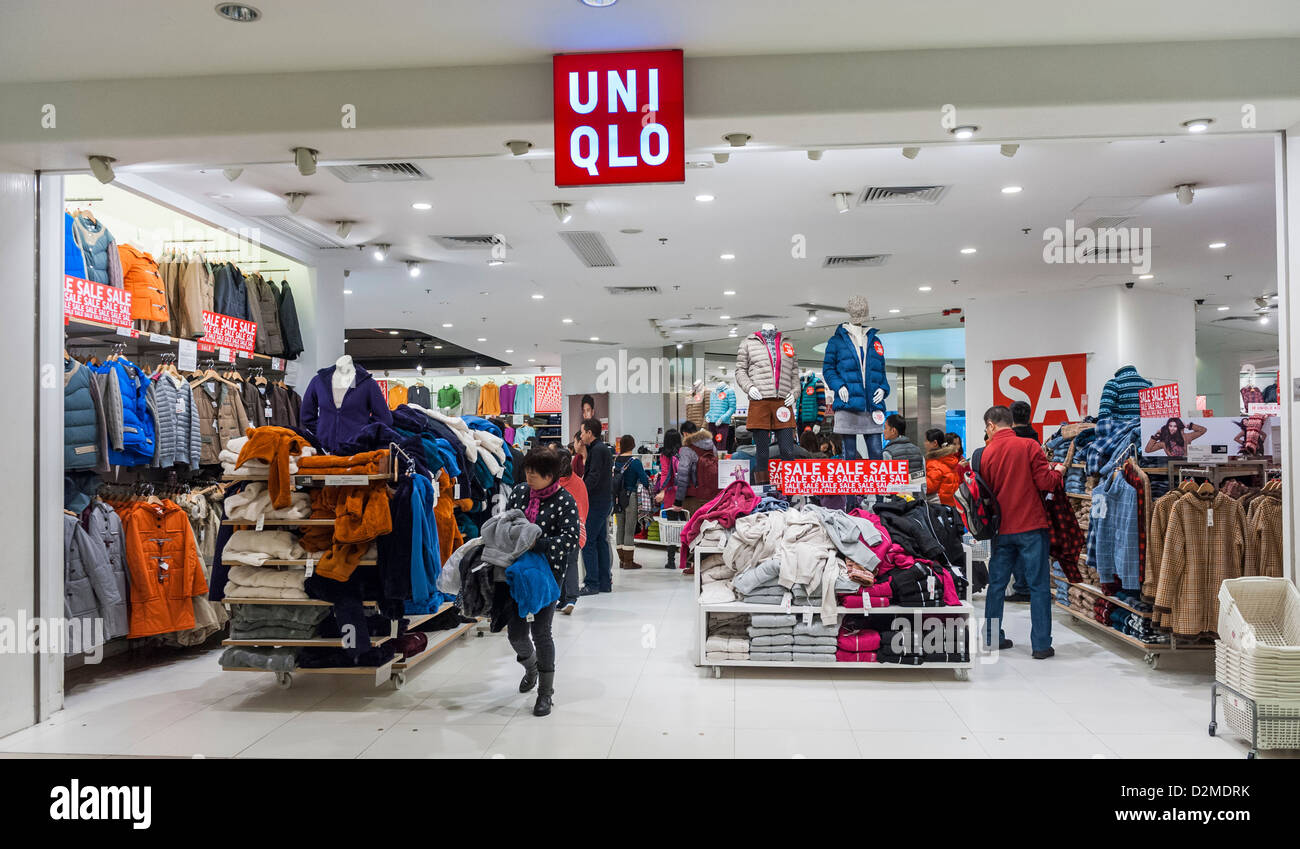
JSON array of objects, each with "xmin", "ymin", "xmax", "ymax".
[
  {"xmin": 1139, "ymin": 383, "xmax": 1181, "ymax": 418},
  {"xmin": 64, "ymin": 276, "xmax": 132, "ymax": 327},
  {"xmin": 534, "ymin": 375, "xmax": 562, "ymax": 414},
  {"xmin": 992, "ymin": 353, "xmax": 1087, "ymax": 426},
  {"xmin": 553, "ymin": 50, "xmax": 684, "ymax": 187},
  {"xmin": 198, "ymin": 310, "xmax": 257, "ymax": 355},
  {"xmin": 769, "ymin": 459, "xmax": 910, "ymax": 495}
]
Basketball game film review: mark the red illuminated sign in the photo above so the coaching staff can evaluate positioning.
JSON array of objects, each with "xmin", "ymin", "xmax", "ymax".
[
  {"xmin": 553, "ymin": 50, "xmax": 684, "ymax": 187},
  {"xmin": 992, "ymin": 353, "xmax": 1087, "ymax": 426}
]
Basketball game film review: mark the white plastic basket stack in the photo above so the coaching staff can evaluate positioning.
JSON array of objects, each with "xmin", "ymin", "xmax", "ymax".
[
  {"xmin": 655, "ymin": 515, "xmax": 686, "ymax": 547},
  {"xmin": 1215, "ymin": 577, "xmax": 1300, "ymax": 750}
]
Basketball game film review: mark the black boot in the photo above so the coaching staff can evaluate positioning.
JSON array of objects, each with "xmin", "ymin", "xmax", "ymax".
[
  {"xmin": 665, "ymin": 546, "xmax": 677, "ymax": 568},
  {"xmin": 533, "ymin": 671, "xmax": 555, "ymax": 716},
  {"xmin": 518, "ymin": 655, "xmax": 539, "ymax": 693}
]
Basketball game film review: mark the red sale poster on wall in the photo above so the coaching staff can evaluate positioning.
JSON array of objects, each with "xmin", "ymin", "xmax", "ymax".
[
  {"xmin": 64, "ymin": 276, "xmax": 132, "ymax": 327},
  {"xmin": 992, "ymin": 352, "xmax": 1087, "ymax": 426},
  {"xmin": 1138, "ymin": 383, "xmax": 1180, "ymax": 418},
  {"xmin": 769, "ymin": 459, "xmax": 910, "ymax": 495},
  {"xmin": 198, "ymin": 310, "xmax": 257, "ymax": 354},
  {"xmin": 534, "ymin": 375, "xmax": 562, "ymax": 414}
]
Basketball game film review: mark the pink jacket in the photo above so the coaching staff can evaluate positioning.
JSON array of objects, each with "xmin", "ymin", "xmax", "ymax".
[
  {"xmin": 837, "ymin": 630, "xmax": 882, "ymax": 652},
  {"xmin": 679, "ymin": 480, "xmax": 759, "ymax": 569},
  {"xmin": 851, "ymin": 509, "xmax": 917, "ymax": 573}
]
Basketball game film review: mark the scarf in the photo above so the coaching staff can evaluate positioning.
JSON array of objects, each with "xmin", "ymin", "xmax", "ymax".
[{"xmin": 525, "ymin": 481, "xmax": 561, "ymax": 523}]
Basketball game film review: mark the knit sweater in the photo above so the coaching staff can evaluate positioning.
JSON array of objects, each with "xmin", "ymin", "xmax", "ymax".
[{"xmin": 1097, "ymin": 365, "xmax": 1152, "ymax": 419}]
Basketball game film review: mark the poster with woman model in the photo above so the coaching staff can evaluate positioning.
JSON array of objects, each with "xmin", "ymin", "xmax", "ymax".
[{"xmin": 1141, "ymin": 415, "xmax": 1273, "ymax": 460}]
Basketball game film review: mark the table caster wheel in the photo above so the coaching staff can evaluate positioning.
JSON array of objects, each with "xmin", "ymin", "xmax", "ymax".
[
  {"xmin": 954, "ymin": 668, "xmax": 970, "ymax": 681},
  {"xmin": 392, "ymin": 672, "xmax": 406, "ymax": 690},
  {"xmin": 276, "ymin": 672, "xmax": 293, "ymax": 690},
  {"xmin": 712, "ymin": 666, "xmax": 722, "ymax": 679},
  {"xmin": 1208, "ymin": 721, "xmax": 1217, "ymax": 737},
  {"xmin": 1247, "ymin": 750, "xmax": 1257, "ymax": 759},
  {"xmin": 1143, "ymin": 652, "xmax": 1159, "ymax": 669}
]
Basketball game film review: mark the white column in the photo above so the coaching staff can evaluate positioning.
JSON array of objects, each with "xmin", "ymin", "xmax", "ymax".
[
  {"xmin": 1279, "ymin": 131, "xmax": 1297, "ymax": 582},
  {"xmin": 297, "ymin": 255, "xmax": 347, "ymax": 382}
]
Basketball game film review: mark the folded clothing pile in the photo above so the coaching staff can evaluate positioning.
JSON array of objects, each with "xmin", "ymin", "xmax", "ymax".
[
  {"xmin": 838, "ymin": 613, "xmax": 969, "ymax": 664},
  {"xmin": 691, "ymin": 519, "xmax": 731, "ymax": 552},
  {"xmin": 747, "ymin": 612, "xmax": 796, "ymax": 662},
  {"xmin": 222, "ymin": 529, "xmax": 308, "ymax": 568},
  {"xmin": 223, "ymin": 563, "xmax": 309, "ymax": 600},
  {"xmin": 704, "ymin": 634, "xmax": 749, "ymax": 661},
  {"xmin": 221, "ymin": 434, "xmax": 313, "ymax": 477},
  {"xmin": 699, "ymin": 553, "xmax": 735, "ymax": 585},
  {"xmin": 218, "ymin": 645, "xmax": 297, "ymax": 672},
  {"xmin": 229, "ymin": 603, "xmax": 329, "ymax": 640},
  {"xmin": 734, "ymin": 557, "xmax": 786, "ymax": 606},
  {"xmin": 790, "ymin": 616, "xmax": 836, "ymax": 663},
  {"xmin": 225, "ymin": 482, "xmax": 311, "ymax": 522}
]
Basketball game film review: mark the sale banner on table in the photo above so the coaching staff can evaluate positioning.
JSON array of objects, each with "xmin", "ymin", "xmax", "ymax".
[
  {"xmin": 1139, "ymin": 383, "xmax": 1181, "ymax": 418},
  {"xmin": 769, "ymin": 459, "xmax": 910, "ymax": 495},
  {"xmin": 64, "ymin": 276, "xmax": 132, "ymax": 327},
  {"xmin": 198, "ymin": 310, "xmax": 256, "ymax": 354},
  {"xmin": 534, "ymin": 375, "xmax": 562, "ymax": 414}
]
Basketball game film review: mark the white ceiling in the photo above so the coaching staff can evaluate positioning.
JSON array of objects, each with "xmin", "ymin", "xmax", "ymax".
[
  {"xmin": 2, "ymin": 0, "xmax": 1299, "ymax": 82},
  {"xmin": 136, "ymin": 133, "xmax": 1280, "ymax": 369}
]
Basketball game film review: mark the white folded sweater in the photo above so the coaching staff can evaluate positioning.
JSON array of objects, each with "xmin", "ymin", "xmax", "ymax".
[
  {"xmin": 224, "ymin": 483, "xmax": 312, "ymax": 521},
  {"xmin": 223, "ymin": 530, "xmax": 308, "ymax": 567}
]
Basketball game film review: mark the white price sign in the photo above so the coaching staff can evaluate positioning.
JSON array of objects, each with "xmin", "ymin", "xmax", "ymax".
[{"xmin": 177, "ymin": 338, "xmax": 197, "ymax": 372}]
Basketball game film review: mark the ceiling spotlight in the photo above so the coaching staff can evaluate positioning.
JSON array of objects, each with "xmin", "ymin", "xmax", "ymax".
[
  {"xmin": 806, "ymin": 310, "xmax": 817, "ymax": 325},
  {"xmin": 1000, "ymin": 143, "xmax": 1020, "ymax": 158},
  {"xmin": 504, "ymin": 139, "xmax": 534, "ymax": 156},
  {"xmin": 487, "ymin": 259, "xmax": 504, "ymax": 266},
  {"xmin": 713, "ymin": 152, "xmax": 730, "ymax": 165},
  {"xmin": 720, "ymin": 253, "xmax": 735, "ymax": 260},
  {"xmin": 918, "ymin": 286, "xmax": 932, "ymax": 292},
  {"xmin": 343, "ymin": 288, "xmax": 353, "ymax": 295},
  {"xmin": 88, "ymin": 155, "xmax": 116, "ymax": 184},
  {"xmin": 284, "ymin": 192, "xmax": 307, "ymax": 213},
  {"xmin": 222, "ymin": 167, "xmax": 243, "ymax": 182},
  {"xmin": 562, "ymin": 318, "xmax": 573, "ymax": 324},
  {"xmin": 335, "ymin": 220, "xmax": 354, "ymax": 238},
  {"xmin": 407, "ymin": 261, "xmax": 421, "ymax": 277},
  {"xmin": 695, "ymin": 194, "xmax": 715, "ymax": 203},
  {"xmin": 722, "ymin": 133, "xmax": 751, "ymax": 147},
  {"xmin": 806, "ymin": 150, "xmax": 823, "ymax": 161},
  {"xmin": 412, "ymin": 202, "xmax": 432, "ymax": 211},
  {"xmin": 441, "ymin": 322, "xmax": 453, "ymax": 328},
  {"xmin": 723, "ymin": 289, "xmax": 736, "ymax": 296},
  {"xmin": 415, "ymin": 363, "xmax": 424, "ymax": 374},
  {"xmin": 215, "ymin": 4, "xmax": 261, "ymax": 22},
  {"xmin": 719, "ymin": 314, "xmax": 731, "ymax": 320},
  {"xmin": 505, "ymin": 348, "xmax": 514, "ymax": 353},
  {"xmin": 889, "ymin": 309, "xmax": 901, "ymax": 314},
  {"xmin": 1259, "ymin": 315, "xmax": 1269, "ymax": 325},
  {"xmin": 676, "ymin": 343, "xmax": 684, "ymax": 349},
  {"xmin": 1217, "ymin": 305, "xmax": 1230, "ymax": 311},
  {"xmin": 475, "ymin": 363, "xmax": 481, "ymax": 370},
  {"xmin": 901, "ymin": 146, "xmax": 920, "ymax": 160},
  {"xmin": 1176, "ymin": 183, "xmax": 1196, "ymax": 205},
  {"xmin": 589, "ymin": 336, "xmax": 600, "ymax": 342},
  {"xmin": 434, "ymin": 344, "xmax": 443, "ymax": 349},
  {"xmin": 951, "ymin": 125, "xmax": 979, "ymax": 140},
  {"xmin": 1001, "ymin": 186, "xmax": 1022, "ymax": 194},
  {"xmin": 1209, "ymin": 241, "xmax": 1227, "ymax": 249},
  {"xmin": 552, "ymin": 202, "xmax": 573, "ymax": 223},
  {"xmin": 528, "ymin": 358, "xmax": 536, "ymax": 363},
  {"xmin": 371, "ymin": 243, "xmax": 389, "ymax": 262},
  {"xmin": 960, "ymin": 247, "xmax": 978, "ymax": 254},
  {"xmin": 1182, "ymin": 118, "xmax": 1214, "ymax": 133},
  {"xmin": 531, "ymin": 293, "xmax": 545, "ymax": 300},
  {"xmin": 399, "ymin": 341, "xmax": 409, "ymax": 355},
  {"xmin": 579, "ymin": 0, "xmax": 618, "ymax": 7},
  {"xmin": 1139, "ymin": 274, "xmax": 1154, "ymax": 280},
  {"xmin": 388, "ymin": 330, "xmax": 399, "ymax": 335},
  {"xmin": 292, "ymin": 147, "xmax": 318, "ymax": 176},
  {"xmin": 477, "ymin": 337, "xmax": 487, "ymax": 342},
  {"xmin": 832, "ymin": 191, "xmax": 853, "ymax": 214}
]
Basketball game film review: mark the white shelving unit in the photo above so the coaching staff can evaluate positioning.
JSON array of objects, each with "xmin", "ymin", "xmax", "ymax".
[{"xmin": 693, "ymin": 544, "xmax": 977, "ymax": 680}]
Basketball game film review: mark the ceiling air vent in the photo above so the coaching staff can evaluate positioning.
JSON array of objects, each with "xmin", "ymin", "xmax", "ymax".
[
  {"xmin": 605, "ymin": 286, "xmax": 660, "ymax": 296},
  {"xmin": 560, "ymin": 338, "xmax": 621, "ymax": 346},
  {"xmin": 1085, "ymin": 216, "xmax": 1132, "ymax": 230},
  {"xmin": 326, "ymin": 162, "xmax": 432, "ymax": 183},
  {"xmin": 253, "ymin": 215, "xmax": 347, "ymax": 249},
  {"xmin": 822, "ymin": 254, "xmax": 891, "ymax": 268},
  {"xmin": 675, "ymin": 322, "xmax": 720, "ymax": 330},
  {"xmin": 734, "ymin": 313, "xmax": 785, "ymax": 321},
  {"xmin": 559, "ymin": 231, "xmax": 618, "ymax": 268},
  {"xmin": 430, "ymin": 234, "xmax": 510, "ymax": 250},
  {"xmin": 857, "ymin": 185, "xmax": 948, "ymax": 206}
]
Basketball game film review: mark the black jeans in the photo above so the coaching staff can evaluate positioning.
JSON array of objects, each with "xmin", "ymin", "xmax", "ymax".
[
  {"xmin": 752, "ymin": 428, "xmax": 795, "ymax": 482},
  {"xmin": 506, "ymin": 601, "xmax": 556, "ymax": 673}
]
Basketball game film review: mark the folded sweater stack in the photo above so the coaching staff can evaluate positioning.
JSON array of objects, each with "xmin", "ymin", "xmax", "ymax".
[
  {"xmin": 733, "ymin": 557, "xmax": 786, "ymax": 605},
  {"xmin": 791, "ymin": 617, "xmax": 837, "ymax": 663},
  {"xmin": 704, "ymin": 634, "xmax": 750, "ymax": 661},
  {"xmin": 748, "ymin": 612, "xmax": 796, "ymax": 661}
]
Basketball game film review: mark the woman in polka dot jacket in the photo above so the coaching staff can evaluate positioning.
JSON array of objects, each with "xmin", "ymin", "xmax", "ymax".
[{"xmin": 504, "ymin": 447, "xmax": 581, "ymax": 716}]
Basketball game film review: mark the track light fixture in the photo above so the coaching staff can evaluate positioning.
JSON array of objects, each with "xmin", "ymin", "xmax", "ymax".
[
  {"xmin": 372, "ymin": 243, "xmax": 390, "ymax": 262},
  {"xmin": 504, "ymin": 139, "xmax": 534, "ymax": 156},
  {"xmin": 713, "ymin": 152, "xmax": 730, "ymax": 164},
  {"xmin": 407, "ymin": 261, "xmax": 421, "ymax": 278},
  {"xmin": 950, "ymin": 125, "xmax": 979, "ymax": 140},
  {"xmin": 1000, "ymin": 143, "xmax": 1020, "ymax": 158},
  {"xmin": 284, "ymin": 192, "xmax": 307, "ymax": 213},
  {"xmin": 832, "ymin": 192, "xmax": 853, "ymax": 214},
  {"xmin": 901, "ymin": 146, "xmax": 920, "ymax": 160},
  {"xmin": 292, "ymin": 147, "xmax": 318, "ymax": 176},
  {"xmin": 1175, "ymin": 184, "xmax": 1195, "ymax": 205},
  {"xmin": 88, "ymin": 155, "xmax": 116, "ymax": 184},
  {"xmin": 552, "ymin": 202, "xmax": 573, "ymax": 224},
  {"xmin": 399, "ymin": 341, "xmax": 409, "ymax": 355},
  {"xmin": 335, "ymin": 220, "xmax": 354, "ymax": 239},
  {"xmin": 223, "ymin": 167, "xmax": 243, "ymax": 182}
]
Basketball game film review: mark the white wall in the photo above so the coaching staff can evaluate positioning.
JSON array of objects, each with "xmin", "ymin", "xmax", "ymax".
[
  {"xmin": 0, "ymin": 168, "xmax": 37, "ymax": 737},
  {"xmin": 965, "ymin": 286, "xmax": 1197, "ymax": 434},
  {"xmin": 1197, "ymin": 355, "xmax": 1247, "ymax": 417},
  {"xmin": 559, "ymin": 347, "xmax": 671, "ymax": 445},
  {"xmin": 1280, "ymin": 130, "xmax": 1297, "ymax": 582}
]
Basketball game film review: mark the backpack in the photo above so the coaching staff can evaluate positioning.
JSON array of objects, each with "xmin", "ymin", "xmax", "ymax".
[
  {"xmin": 685, "ymin": 445, "xmax": 720, "ymax": 500},
  {"xmin": 613, "ymin": 457, "xmax": 633, "ymax": 512},
  {"xmin": 954, "ymin": 447, "xmax": 1001, "ymax": 541}
]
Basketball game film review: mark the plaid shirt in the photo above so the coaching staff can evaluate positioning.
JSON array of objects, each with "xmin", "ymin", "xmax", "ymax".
[
  {"xmin": 1153, "ymin": 490, "xmax": 1245, "ymax": 639},
  {"xmin": 1041, "ymin": 480, "xmax": 1084, "ymax": 582},
  {"xmin": 1093, "ymin": 470, "xmax": 1140, "ymax": 590},
  {"xmin": 1145, "ymin": 490, "xmax": 1186, "ymax": 613},
  {"xmin": 1121, "ymin": 463, "xmax": 1149, "ymax": 586},
  {"xmin": 1085, "ymin": 417, "xmax": 1142, "ymax": 476},
  {"xmin": 1244, "ymin": 492, "xmax": 1283, "ymax": 578}
]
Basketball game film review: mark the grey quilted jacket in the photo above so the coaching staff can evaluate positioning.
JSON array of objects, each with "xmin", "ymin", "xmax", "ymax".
[
  {"xmin": 735, "ymin": 331, "xmax": 799, "ymax": 399},
  {"xmin": 150, "ymin": 373, "xmax": 201, "ymax": 470},
  {"xmin": 247, "ymin": 274, "xmax": 286, "ymax": 356},
  {"xmin": 64, "ymin": 513, "xmax": 129, "ymax": 644}
]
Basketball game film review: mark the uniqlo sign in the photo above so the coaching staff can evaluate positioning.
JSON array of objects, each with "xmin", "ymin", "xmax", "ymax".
[
  {"xmin": 553, "ymin": 49, "xmax": 684, "ymax": 187},
  {"xmin": 992, "ymin": 353, "xmax": 1087, "ymax": 426}
]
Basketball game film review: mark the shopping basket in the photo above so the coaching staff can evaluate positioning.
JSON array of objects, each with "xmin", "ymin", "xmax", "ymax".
[
  {"xmin": 1217, "ymin": 577, "xmax": 1300, "ymax": 657},
  {"xmin": 656, "ymin": 511, "xmax": 687, "ymax": 546}
]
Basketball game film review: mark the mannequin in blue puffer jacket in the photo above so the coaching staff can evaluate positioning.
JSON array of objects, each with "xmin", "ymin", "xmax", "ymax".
[{"xmin": 821, "ymin": 296, "xmax": 890, "ymax": 460}]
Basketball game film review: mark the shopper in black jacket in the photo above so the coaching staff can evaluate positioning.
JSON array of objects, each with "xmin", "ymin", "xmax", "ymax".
[{"xmin": 577, "ymin": 418, "xmax": 615, "ymax": 595}]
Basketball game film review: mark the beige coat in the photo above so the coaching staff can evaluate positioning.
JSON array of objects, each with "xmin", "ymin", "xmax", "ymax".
[
  {"xmin": 1153, "ymin": 489, "xmax": 1245, "ymax": 639},
  {"xmin": 735, "ymin": 332, "xmax": 799, "ymax": 399},
  {"xmin": 194, "ymin": 381, "xmax": 250, "ymax": 465}
]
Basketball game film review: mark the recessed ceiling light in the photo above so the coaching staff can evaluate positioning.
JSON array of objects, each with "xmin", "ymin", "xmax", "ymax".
[
  {"xmin": 889, "ymin": 309, "xmax": 900, "ymax": 314},
  {"xmin": 442, "ymin": 323, "xmax": 453, "ymax": 328},
  {"xmin": 620, "ymin": 228, "xmax": 643, "ymax": 234},
  {"xmin": 528, "ymin": 358, "xmax": 536, "ymax": 363},
  {"xmin": 1183, "ymin": 118, "xmax": 1214, "ymax": 133},
  {"xmin": 343, "ymin": 289, "xmax": 353, "ymax": 295},
  {"xmin": 832, "ymin": 191, "xmax": 853, "ymax": 214},
  {"xmin": 1217, "ymin": 305, "xmax": 1230, "ymax": 311},
  {"xmin": 477, "ymin": 337, "xmax": 487, "ymax": 342},
  {"xmin": 589, "ymin": 336, "xmax": 600, "ymax": 341},
  {"xmin": 695, "ymin": 194, "xmax": 715, "ymax": 202},
  {"xmin": 723, "ymin": 289, "xmax": 736, "ymax": 296},
  {"xmin": 215, "ymin": 4, "xmax": 261, "ymax": 23},
  {"xmin": 918, "ymin": 286, "xmax": 932, "ymax": 292},
  {"xmin": 433, "ymin": 344, "xmax": 443, "ymax": 349},
  {"xmin": 532, "ymin": 293, "xmax": 545, "ymax": 300},
  {"xmin": 951, "ymin": 125, "xmax": 979, "ymax": 140},
  {"xmin": 562, "ymin": 318, "xmax": 573, "ymax": 324},
  {"xmin": 1139, "ymin": 274, "xmax": 1154, "ymax": 280},
  {"xmin": 411, "ymin": 202, "xmax": 432, "ymax": 211},
  {"xmin": 1001, "ymin": 186, "xmax": 1022, "ymax": 194},
  {"xmin": 505, "ymin": 349, "xmax": 514, "ymax": 353},
  {"xmin": 719, "ymin": 315, "xmax": 731, "ymax": 320},
  {"xmin": 371, "ymin": 244, "xmax": 389, "ymax": 262},
  {"xmin": 579, "ymin": 0, "xmax": 617, "ymax": 6},
  {"xmin": 1209, "ymin": 241, "xmax": 1227, "ymax": 249},
  {"xmin": 1259, "ymin": 315, "xmax": 1269, "ymax": 325},
  {"xmin": 960, "ymin": 247, "xmax": 977, "ymax": 254},
  {"xmin": 720, "ymin": 253, "xmax": 735, "ymax": 260},
  {"xmin": 388, "ymin": 330, "xmax": 399, "ymax": 335},
  {"xmin": 487, "ymin": 259, "xmax": 505, "ymax": 266}
]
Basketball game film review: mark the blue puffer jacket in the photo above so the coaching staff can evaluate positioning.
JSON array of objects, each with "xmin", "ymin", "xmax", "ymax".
[
  {"xmin": 822, "ymin": 324, "xmax": 889, "ymax": 414},
  {"xmin": 64, "ymin": 212, "xmax": 87, "ymax": 280},
  {"xmin": 66, "ymin": 212, "xmax": 116, "ymax": 286},
  {"xmin": 64, "ymin": 358, "xmax": 100, "ymax": 470},
  {"xmin": 93, "ymin": 358, "xmax": 155, "ymax": 466},
  {"xmin": 705, "ymin": 384, "xmax": 736, "ymax": 424}
]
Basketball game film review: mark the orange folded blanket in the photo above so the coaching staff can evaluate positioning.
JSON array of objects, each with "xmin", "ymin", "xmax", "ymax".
[
  {"xmin": 302, "ymin": 481, "xmax": 393, "ymax": 582},
  {"xmin": 296, "ymin": 449, "xmax": 389, "ymax": 477},
  {"xmin": 235, "ymin": 426, "xmax": 310, "ymax": 509}
]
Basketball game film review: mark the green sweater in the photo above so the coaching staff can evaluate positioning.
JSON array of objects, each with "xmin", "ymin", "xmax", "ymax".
[{"xmin": 437, "ymin": 384, "xmax": 461, "ymax": 412}]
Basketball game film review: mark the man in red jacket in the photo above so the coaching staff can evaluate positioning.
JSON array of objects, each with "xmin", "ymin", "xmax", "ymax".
[{"xmin": 978, "ymin": 405, "xmax": 1063, "ymax": 658}]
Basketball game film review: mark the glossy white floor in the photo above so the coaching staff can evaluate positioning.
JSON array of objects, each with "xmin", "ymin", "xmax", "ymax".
[{"xmin": 0, "ymin": 546, "xmax": 1287, "ymax": 759}]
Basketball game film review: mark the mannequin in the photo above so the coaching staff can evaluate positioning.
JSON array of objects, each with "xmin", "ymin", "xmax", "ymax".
[
  {"xmin": 684, "ymin": 378, "xmax": 706, "ymax": 425},
  {"xmin": 299, "ymin": 353, "xmax": 393, "ymax": 453},
  {"xmin": 822, "ymin": 296, "xmax": 889, "ymax": 461},
  {"xmin": 332, "ymin": 354, "xmax": 355, "ymax": 407},
  {"xmin": 735, "ymin": 322, "xmax": 799, "ymax": 483},
  {"xmin": 705, "ymin": 378, "xmax": 736, "ymax": 449}
]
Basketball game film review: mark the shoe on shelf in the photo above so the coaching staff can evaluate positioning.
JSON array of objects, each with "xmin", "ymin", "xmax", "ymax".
[
  {"xmin": 560, "ymin": 601, "xmax": 575, "ymax": 615},
  {"xmin": 1032, "ymin": 647, "xmax": 1055, "ymax": 660},
  {"xmin": 1004, "ymin": 593, "xmax": 1031, "ymax": 603},
  {"xmin": 578, "ymin": 586, "xmax": 602, "ymax": 597}
]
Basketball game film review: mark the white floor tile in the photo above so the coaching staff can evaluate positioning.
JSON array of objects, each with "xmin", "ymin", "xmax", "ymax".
[
  {"xmin": 610, "ymin": 724, "xmax": 735, "ymax": 757},
  {"xmin": 486, "ymin": 723, "xmax": 617, "ymax": 757},
  {"xmin": 854, "ymin": 730, "xmax": 988, "ymax": 758},
  {"xmin": 976, "ymin": 732, "xmax": 1116, "ymax": 759},
  {"xmin": 359, "ymin": 721, "xmax": 504, "ymax": 758},
  {"xmin": 735, "ymin": 728, "xmax": 861, "ymax": 758}
]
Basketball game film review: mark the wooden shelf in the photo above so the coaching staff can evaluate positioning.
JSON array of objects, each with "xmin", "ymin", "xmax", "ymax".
[
  {"xmin": 222, "ymin": 597, "xmax": 379, "ymax": 608},
  {"xmin": 1055, "ymin": 603, "xmax": 1169, "ymax": 651},
  {"xmin": 221, "ymin": 559, "xmax": 376, "ymax": 567},
  {"xmin": 222, "ymin": 634, "xmax": 395, "ymax": 648},
  {"xmin": 403, "ymin": 602, "xmax": 455, "ymax": 629},
  {"xmin": 700, "ymin": 601, "xmax": 975, "ymax": 615},
  {"xmin": 393, "ymin": 619, "xmax": 478, "ymax": 671},
  {"xmin": 222, "ymin": 518, "xmax": 335, "ymax": 526},
  {"xmin": 1066, "ymin": 581, "xmax": 1152, "ymax": 617}
]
